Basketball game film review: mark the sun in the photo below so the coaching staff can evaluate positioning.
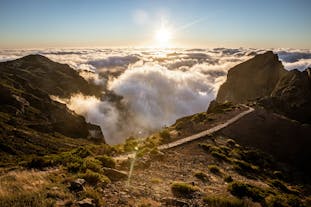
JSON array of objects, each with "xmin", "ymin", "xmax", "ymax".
[{"xmin": 155, "ymin": 27, "xmax": 172, "ymax": 47}]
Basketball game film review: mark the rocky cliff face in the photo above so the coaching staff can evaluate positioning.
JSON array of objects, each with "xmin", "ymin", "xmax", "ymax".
[
  {"xmin": 0, "ymin": 55, "xmax": 104, "ymax": 160},
  {"xmin": 216, "ymin": 51, "xmax": 311, "ymax": 123},
  {"xmin": 261, "ymin": 68, "xmax": 311, "ymax": 123},
  {"xmin": 216, "ymin": 51, "xmax": 285, "ymax": 103}
]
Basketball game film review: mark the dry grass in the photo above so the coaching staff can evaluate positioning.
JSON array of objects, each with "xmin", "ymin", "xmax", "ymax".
[
  {"xmin": 0, "ymin": 168, "xmax": 77, "ymax": 207},
  {"xmin": 0, "ymin": 169, "xmax": 52, "ymax": 197}
]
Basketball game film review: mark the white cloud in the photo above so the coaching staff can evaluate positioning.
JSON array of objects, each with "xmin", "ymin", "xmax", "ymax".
[{"xmin": 2, "ymin": 47, "xmax": 311, "ymax": 144}]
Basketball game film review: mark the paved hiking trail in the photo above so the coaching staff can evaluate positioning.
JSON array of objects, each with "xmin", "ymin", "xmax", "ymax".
[{"xmin": 114, "ymin": 105, "xmax": 254, "ymax": 161}]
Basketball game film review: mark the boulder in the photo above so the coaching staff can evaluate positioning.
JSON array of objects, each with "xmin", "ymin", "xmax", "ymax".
[
  {"xmin": 77, "ymin": 198, "xmax": 95, "ymax": 207},
  {"xmin": 69, "ymin": 178, "xmax": 86, "ymax": 192},
  {"xmin": 103, "ymin": 167, "xmax": 128, "ymax": 181}
]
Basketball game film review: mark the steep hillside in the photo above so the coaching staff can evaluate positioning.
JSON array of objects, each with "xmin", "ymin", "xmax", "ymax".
[
  {"xmin": 210, "ymin": 52, "xmax": 311, "ymax": 174},
  {"xmin": 0, "ymin": 55, "xmax": 104, "ymax": 165},
  {"xmin": 219, "ymin": 108, "xmax": 311, "ymax": 172}
]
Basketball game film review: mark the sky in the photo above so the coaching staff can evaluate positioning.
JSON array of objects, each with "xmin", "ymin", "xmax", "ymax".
[{"xmin": 0, "ymin": 0, "xmax": 310, "ymax": 49}]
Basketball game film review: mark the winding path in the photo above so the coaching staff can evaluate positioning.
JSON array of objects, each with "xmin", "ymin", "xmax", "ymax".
[{"xmin": 114, "ymin": 105, "xmax": 254, "ymax": 161}]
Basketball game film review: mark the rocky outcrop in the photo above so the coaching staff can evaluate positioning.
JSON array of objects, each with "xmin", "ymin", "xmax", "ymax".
[
  {"xmin": 215, "ymin": 51, "xmax": 311, "ymax": 123},
  {"xmin": 103, "ymin": 167, "xmax": 128, "ymax": 181},
  {"xmin": 69, "ymin": 178, "xmax": 86, "ymax": 192},
  {"xmin": 260, "ymin": 68, "xmax": 311, "ymax": 123},
  {"xmin": 216, "ymin": 51, "xmax": 285, "ymax": 103}
]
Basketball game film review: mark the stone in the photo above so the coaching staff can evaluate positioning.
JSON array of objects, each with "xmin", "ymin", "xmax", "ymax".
[
  {"xmin": 69, "ymin": 178, "xmax": 86, "ymax": 192},
  {"xmin": 163, "ymin": 197, "xmax": 190, "ymax": 207},
  {"xmin": 103, "ymin": 167, "xmax": 128, "ymax": 181},
  {"xmin": 77, "ymin": 198, "xmax": 95, "ymax": 207}
]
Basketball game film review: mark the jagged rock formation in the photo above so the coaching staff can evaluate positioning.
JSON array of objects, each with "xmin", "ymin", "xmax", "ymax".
[
  {"xmin": 0, "ymin": 55, "xmax": 104, "ymax": 163},
  {"xmin": 260, "ymin": 67, "xmax": 311, "ymax": 123},
  {"xmin": 212, "ymin": 51, "xmax": 311, "ymax": 172},
  {"xmin": 216, "ymin": 51, "xmax": 311, "ymax": 123}
]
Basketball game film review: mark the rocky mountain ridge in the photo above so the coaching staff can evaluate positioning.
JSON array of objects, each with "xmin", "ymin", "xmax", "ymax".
[
  {"xmin": 216, "ymin": 51, "xmax": 311, "ymax": 123},
  {"xmin": 0, "ymin": 55, "xmax": 104, "ymax": 164}
]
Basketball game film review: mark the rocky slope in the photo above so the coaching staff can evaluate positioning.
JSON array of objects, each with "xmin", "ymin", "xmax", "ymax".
[
  {"xmin": 0, "ymin": 55, "xmax": 104, "ymax": 165},
  {"xmin": 216, "ymin": 51, "xmax": 311, "ymax": 123},
  {"xmin": 212, "ymin": 51, "xmax": 311, "ymax": 173}
]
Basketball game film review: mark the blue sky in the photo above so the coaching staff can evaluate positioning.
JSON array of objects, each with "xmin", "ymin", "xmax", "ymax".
[{"xmin": 0, "ymin": 0, "xmax": 310, "ymax": 49}]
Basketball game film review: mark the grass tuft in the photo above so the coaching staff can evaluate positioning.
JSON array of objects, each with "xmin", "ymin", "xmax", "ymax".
[
  {"xmin": 228, "ymin": 181, "xmax": 267, "ymax": 203},
  {"xmin": 208, "ymin": 165, "xmax": 221, "ymax": 175},
  {"xmin": 194, "ymin": 171, "xmax": 209, "ymax": 182},
  {"xmin": 171, "ymin": 182, "xmax": 199, "ymax": 198}
]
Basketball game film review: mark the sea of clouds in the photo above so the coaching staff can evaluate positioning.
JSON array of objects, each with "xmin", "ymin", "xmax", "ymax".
[{"xmin": 1, "ymin": 48, "xmax": 310, "ymax": 144}]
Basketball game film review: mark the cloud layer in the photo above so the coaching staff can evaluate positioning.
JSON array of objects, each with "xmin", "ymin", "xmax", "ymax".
[{"xmin": 1, "ymin": 47, "xmax": 311, "ymax": 144}]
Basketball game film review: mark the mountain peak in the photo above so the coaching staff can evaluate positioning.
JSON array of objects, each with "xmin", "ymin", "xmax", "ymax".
[
  {"xmin": 18, "ymin": 54, "xmax": 52, "ymax": 63},
  {"xmin": 216, "ymin": 51, "xmax": 284, "ymax": 103}
]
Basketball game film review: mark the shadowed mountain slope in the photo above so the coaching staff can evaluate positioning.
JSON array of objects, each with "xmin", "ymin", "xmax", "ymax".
[{"xmin": 0, "ymin": 55, "xmax": 103, "ymax": 165}]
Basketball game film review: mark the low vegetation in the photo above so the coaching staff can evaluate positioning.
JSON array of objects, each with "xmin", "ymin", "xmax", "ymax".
[
  {"xmin": 208, "ymin": 164, "xmax": 221, "ymax": 175},
  {"xmin": 171, "ymin": 182, "xmax": 199, "ymax": 198},
  {"xmin": 79, "ymin": 169, "xmax": 110, "ymax": 186},
  {"xmin": 194, "ymin": 171, "xmax": 209, "ymax": 182},
  {"xmin": 159, "ymin": 129, "xmax": 171, "ymax": 140},
  {"xmin": 228, "ymin": 181, "xmax": 267, "ymax": 203},
  {"xmin": 224, "ymin": 175, "xmax": 233, "ymax": 183},
  {"xmin": 203, "ymin": 195, "xmax": 247, "ymax": 207}
]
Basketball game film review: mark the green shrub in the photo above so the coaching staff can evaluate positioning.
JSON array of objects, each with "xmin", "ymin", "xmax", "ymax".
[
  {"xmin": 211, "ymin": 151, "xmax": 230, "ymax": 162},
  {"xmin": 81, "ymin": 157, "xmax": 103, "ymax": 173},
  {"xmin": 124, "ymin": 137, "xmax": 138, "ymax": 152},
  {"xmin": 270, "ymin": 179, "xmax": 298, "ymax": 195},
  {"xmin": 27, "ymin": 157, "xmax": 52, "ymax": 169},
  {"xmin": 191, "ymin": 113, "xmax": 209, "ymax": 123},
  {"xmin": 265, "ymin": 194, "xmax": 303, "ymax": 207},
  {"xmin": 136, "ymin": 147, "xmax": 152, "ymax": 158},
  {"xmin": 159, "ymin": 129, "xmax": 171, "ymax": 140},
  {"xmin": 208, "ymin": 101, "xmax": 234, "ymax": 113},
  {"xmin": 199, "ymin": 143, "xmax": 213, "ymax": 152},
  {"xmin": 208, "ymin": 165, "xmax": 221, "ymax": 175},
  {"xmin": 228, "ymin": 181, "xmax": 267, "ymax": 203},
  {"xmin": 80, "ymin": 186, "xmax": 105, "ymax": 206},
  {"xmin": 203, "ymin": 195, "xmax": 247, "ymax": 207},
  {"xmin": 226, "ymin": 139, "xmax": 236, "ymax": 147},
  {"xmin": 66, "ymin": 161, "xmax": 82, "ymax": 173},
  {"xmin": 95, "ymin": 155, "xmax": 116, "ymax": 168},
  {"xmin": 233, "ymin": 160, "xmax": 258, "ymax": 174},
  {"xmin": 71, "ymin": 147, "xmax": 92, "ymax": 158},
  {"xmin": 80, "ymin": 170, "xmax": 110, "ymax": 186},
  {"xmin": 224, "ymin": 175, "xmax": 233, "ymax": 183},
  {"xmin": 171, "ymin": 182, "xmax": 199, "ymax": 198},
  {"xmin": 240, "ymin": 149, "xmax": 274, "ymax": 168},
  {"xmin": 220, "ymin": 146, "xmax": 231, "ymax": 153},
  {"xmin": 194, "ymin": 171, "xmax": 209, "ymax": 182}
]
